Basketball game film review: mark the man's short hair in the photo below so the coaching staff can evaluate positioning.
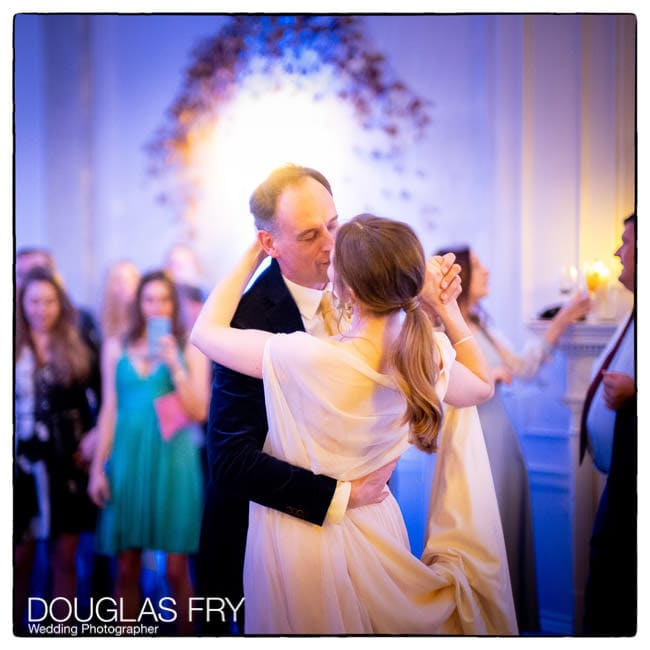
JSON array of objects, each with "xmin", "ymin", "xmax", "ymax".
[
  {"xmin": 624, "ymin": 213, "xmax": 636, "ymax": 225},
  {"xmin": 249, "ymin": 164, "xmax": 332, "ymax": 232},
  {"xmin": 16, "ymin": 247, "xmax": 56, "ymax": 272}
]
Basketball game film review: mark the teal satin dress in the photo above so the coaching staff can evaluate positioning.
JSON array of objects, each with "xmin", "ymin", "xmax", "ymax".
[{"xmin": 95, "ymin": 353, "xmax": 203, "ymax": 555}]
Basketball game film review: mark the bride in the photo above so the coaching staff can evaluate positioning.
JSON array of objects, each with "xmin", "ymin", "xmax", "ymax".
[{"xmin": 191, "ymin": 214, "xmax": 517, "ymax": 635}]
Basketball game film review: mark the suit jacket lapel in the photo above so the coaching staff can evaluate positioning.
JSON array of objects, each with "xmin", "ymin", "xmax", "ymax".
[{"xmin": 264, "ymin": 259, "xmax": 306, "ymax": 334}]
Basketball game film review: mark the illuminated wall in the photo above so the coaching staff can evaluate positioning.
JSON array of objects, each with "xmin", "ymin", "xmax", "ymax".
[
  {"xmin": 15, "ymin": 14, "xmax": 634, "ymax": 342},
  {"xmin": 520, "ymin": 15, "xmax": 635, "ymax": 323}
]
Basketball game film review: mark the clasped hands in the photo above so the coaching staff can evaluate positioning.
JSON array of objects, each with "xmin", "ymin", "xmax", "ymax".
[{"xmin": 421, "ymin": 253, "xmax": 463, "ymax": 315}]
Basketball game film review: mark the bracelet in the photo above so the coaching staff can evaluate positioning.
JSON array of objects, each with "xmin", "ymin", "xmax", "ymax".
[{"xmin": 453, "ymin": 335, "xmax": 474, "ymax": 347}]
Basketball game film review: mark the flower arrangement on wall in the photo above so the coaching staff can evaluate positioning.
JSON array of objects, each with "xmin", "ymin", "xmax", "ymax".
[{"xmin": 147, "ymin": 15, "xmax": 433, "ymax": 231}]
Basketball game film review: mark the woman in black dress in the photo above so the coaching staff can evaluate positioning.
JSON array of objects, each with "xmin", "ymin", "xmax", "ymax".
[{"xmin": 14, "ymin": 267, "xmax": 99, "ymax": 627}]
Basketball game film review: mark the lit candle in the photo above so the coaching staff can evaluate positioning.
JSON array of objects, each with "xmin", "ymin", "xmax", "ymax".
[
  {"xmin": 584, "ymin": 261, "xmax": 611, "ymax": 294},
  {"xmin": 583, "ymin": 260, "xmax": 614, "ymax": 321}
]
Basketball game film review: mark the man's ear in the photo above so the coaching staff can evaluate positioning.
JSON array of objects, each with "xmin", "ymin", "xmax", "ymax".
[{"xmin": 258, "ymin": 230, "xmax": 279, "ymax": 258}]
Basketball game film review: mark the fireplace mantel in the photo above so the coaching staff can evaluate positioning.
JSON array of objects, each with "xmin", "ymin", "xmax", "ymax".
[{"xmin": 525, "ymin": 318, "xmax": 617, "ymax": 633}]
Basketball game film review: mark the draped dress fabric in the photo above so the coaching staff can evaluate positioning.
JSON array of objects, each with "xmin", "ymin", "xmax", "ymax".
[
  {"xmin": 243, "ymin": 331, "xmax": 517, "ymax": 635},
  {"xmin": 473, "ymin": 327, "xmax": 539, "ymax": 633},
  {"xmin": 94, "ymin": 352, "xmax": 203, "ymax": 555}
]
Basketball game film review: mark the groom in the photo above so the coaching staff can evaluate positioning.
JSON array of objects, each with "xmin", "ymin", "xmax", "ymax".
[{"xmin": 196, "ymin": 165, "xmax": 460, "ymax": 634}]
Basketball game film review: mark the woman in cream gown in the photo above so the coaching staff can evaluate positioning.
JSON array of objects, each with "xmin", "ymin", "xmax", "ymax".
[{"xmin": 192, "ymin": 216, "xmax": 517, "ymax": 635}]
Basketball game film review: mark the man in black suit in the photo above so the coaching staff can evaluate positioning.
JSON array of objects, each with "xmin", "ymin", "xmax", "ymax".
[
  {"xmin": 581, "ymin": 214, "xmax": 636, "ymax": 635},
  {"xmin": 196, "ymin": 165, "xmax": 459, "ymax": 634}
]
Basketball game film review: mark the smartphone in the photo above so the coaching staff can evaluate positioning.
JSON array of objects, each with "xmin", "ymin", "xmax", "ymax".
[{"xmin": 147, "ymin": 316, "xmax": 171, "ymax": 357}]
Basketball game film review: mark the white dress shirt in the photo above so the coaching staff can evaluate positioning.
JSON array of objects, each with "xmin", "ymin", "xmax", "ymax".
[
  {"xmin": 282, "ymin": 275, "xmax": 332, "ymax": 338},
  {"xmin": 586, "ymin": 312, "xmax": 635, "ymax": 473}
]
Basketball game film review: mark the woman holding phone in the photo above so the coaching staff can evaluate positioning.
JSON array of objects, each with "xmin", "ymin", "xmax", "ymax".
[{"xmin": 89, "ymin": 270, "xmax": 210, "ymax": 633}]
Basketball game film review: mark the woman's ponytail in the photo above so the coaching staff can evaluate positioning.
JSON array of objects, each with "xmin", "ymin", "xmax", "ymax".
[{"xmin": 389, "ymin": 306, "xmax": 442, "ymax": 453}]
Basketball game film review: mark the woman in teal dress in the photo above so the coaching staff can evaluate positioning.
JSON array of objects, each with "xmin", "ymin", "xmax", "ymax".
[{"xmin": 89, "ymin": 270, "xmax": 210, "ymax": 633}]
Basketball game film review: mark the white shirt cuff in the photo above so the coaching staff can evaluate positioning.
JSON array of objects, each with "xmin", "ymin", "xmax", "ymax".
[{"xmin": 324, "ymin": 480, "xmax": 351, "ymax": 524}]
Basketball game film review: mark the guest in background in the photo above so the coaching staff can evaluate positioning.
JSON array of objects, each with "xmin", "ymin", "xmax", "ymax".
[
  {"xmin": 176, "ymin": 283, "xmax": 206, "ymax": 333},
  {"xmin": 77, "ymin": 261, "xmax": 141, "ymax": 466},
  {"xmin": 14, "ymin": 267, "xmax": 99, "ymax": 629},
  {"xmin": 16, "ymin": 246, "xmax": 102, "ymax": 417},
  {"xmin": 99, "ymin": 260, "xmax": 140, "ymax": 340},
  {"xmin": 581, "ymin": 214, "xmax": 636, "ymax": 636},
  {"xmin": 16, "ymin": 247, "xmax": 58, "ymax": 291},
  {"xmin": 88, "ymin": 270, "xmax": 210, "ymax": 634},
  {"xmin": 76, "ymin": 260, "xmax": 141, "ymax": 600},
  {"xmin": 164, "ymin": 243, "xmax": 205, "ymax": 288},
  {"xmin": 175, "ymin": 283, "xmax": 210, "ymax": 481},
  {"xmin": 434, "ymin": 245, "xmax": 590, "ymax": 634},
  {"xmin": 165, "ymin": 245, "xmax": 207, "ymax": 333}
]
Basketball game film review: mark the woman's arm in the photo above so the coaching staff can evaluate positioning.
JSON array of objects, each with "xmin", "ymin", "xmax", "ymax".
[
  {"xmin": 191, "ymin": 241, "xmax": 274, "ymax": 379},
  {"xmin": 159, "ymin": 337, "xmax": 211, "ymax": 420},
  {"xmin": 444, "ymin": 359, "xmax": 493, "ymax": 406},
  {"xmin": 88, "ymin": 336, "xmax": 120, "ymax": 507},
  {"xmin": 421, "ymin": 257, "xmax": 494, "ymax": 406},
  {"xmin": 441, "ymin": 310, "xmax": 495, "ymax": 406},
  {"xmin": 488, "ymin": 291, "xmax": 591, "ymax": 379},
  {"xmin": 544, "ymin": 291, "xmax": 591, "ymax": 346}
]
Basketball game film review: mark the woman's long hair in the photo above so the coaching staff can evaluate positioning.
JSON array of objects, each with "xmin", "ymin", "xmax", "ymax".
[
  {"xmin": 15, "ymin": 267, "xmax": 92, "ymax": 385},
  {"xmin": 123, "ymin": 270, "xmax": 185, "ymax": 347},
  {"xmin": 334, "ymin": 214, "xmax": 443, "ymax": 453},
  {"xmin": 100, "ymin": 261, "xmax": 140, "ymax": 339}
]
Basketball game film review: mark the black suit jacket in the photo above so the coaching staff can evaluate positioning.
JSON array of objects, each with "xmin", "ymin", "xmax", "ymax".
[
  {"xmin": 197, "ymin": 259, "xmax": 337, "ymax": 626},
  {"xmin": 583, "ymin": 399, "xmax": 637, "ymax": 635}
]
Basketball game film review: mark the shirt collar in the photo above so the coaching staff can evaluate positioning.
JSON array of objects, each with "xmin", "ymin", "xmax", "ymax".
[{"xmin": 282, "ymin": 275, "xmax": 329, "ymax": 321}]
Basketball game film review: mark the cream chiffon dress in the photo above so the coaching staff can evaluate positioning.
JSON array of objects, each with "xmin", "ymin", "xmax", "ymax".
[{"xmin": 243, "ymin": 330, "xmax": 517, "ymax": 635}]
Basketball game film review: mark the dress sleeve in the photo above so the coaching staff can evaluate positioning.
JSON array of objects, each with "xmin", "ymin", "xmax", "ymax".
[
  {"xmin": 487, "ymin": 327, "xmax": 551, "ymax": 379},
  {"xmin": 432, "ymin": 330, "xmax": 456, "ymax": 400},
  {"xmin": 264, "ymin": 331, "xmax": 321, "ymax": 374}
]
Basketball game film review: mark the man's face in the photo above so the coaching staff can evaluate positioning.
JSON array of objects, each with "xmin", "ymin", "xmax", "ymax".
[
  {"xmin": 261, "ymin": 177, "xmax": 339, "ymax": 289},
  {"xmin": 615, "ymin": 220, "xmax": 635, "ymax": 293}
]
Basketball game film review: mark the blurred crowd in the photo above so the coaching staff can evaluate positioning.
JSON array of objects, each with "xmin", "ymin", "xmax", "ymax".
[{"xmin": 14, "ymin": 244, "xmax": 211, "ymax": 634}]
